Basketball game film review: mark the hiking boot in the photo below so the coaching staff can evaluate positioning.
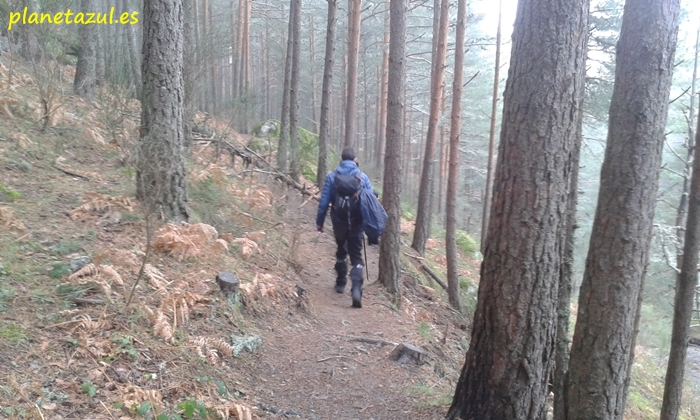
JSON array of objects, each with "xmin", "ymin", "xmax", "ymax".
[
  {"xmin": 350, "ymin": 264, "xmax": 364, "ymax": 308},
  {"xmin": 335, "ymin": 279, "xmax": 346, "ymax": 294},
  {"xmin": 351, "ymin": 285, "xmax": 362, "ymax": 308}
]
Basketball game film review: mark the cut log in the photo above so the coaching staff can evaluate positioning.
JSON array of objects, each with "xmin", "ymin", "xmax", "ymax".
[
  {"xmin": 389, "ymin": 342, "xmax": 424, "ymax": 365},
  {"xmin": 216, "ymin": 272, "xmax": 240, "ymax": 297}
]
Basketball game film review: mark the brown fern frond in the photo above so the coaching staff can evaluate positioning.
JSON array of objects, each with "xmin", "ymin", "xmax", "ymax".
[
  {"xmin": 208, "ymin": 338, "xmax": 234, "ymax": 357},
  {"xmin": 99, "ymin": 264, "xmax": 124, "ymax": 287},
  {"xmin": 0, "ymin": 206, "xmax": 27, "ymax": 232},
  {"xmin": 69, "ymin": 263, "xmax": 99, "ymax": 281}
]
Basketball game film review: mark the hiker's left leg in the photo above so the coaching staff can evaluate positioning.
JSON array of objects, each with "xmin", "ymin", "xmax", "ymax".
[{"xmin": 347, "ymin": 226, "xmax": 364, "ymax": 308}]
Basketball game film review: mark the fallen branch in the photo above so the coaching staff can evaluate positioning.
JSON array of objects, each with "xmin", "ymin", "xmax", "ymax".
[
  {"xmin": 404, "ymin": 251, "xmax": 447, "ymax": 290},
  {"xmin": 316, "ymin": 355, "xmax": 366, "ymax": 366},
  {"xmin": 72, "ymin": 298, "xmax": 105, "ymax": 305},
  {"xmin": 204, "ymin": 138, "xmax": 320, "ymax": 200},
  {"xmin": 420, "ymin": 263, "xmax": 448, "ymax": 290},
  {"xmin": 54, "ymin": 164, "xmax": 90, "ymax": 180},
  {"xmin": 329, "ymin": 333, "xmax": 398, "ymax": 347}
]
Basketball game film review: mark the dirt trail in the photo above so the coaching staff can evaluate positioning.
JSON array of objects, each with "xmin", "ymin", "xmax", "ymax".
[{"xmin": 235, "ymin": 203, "xmax": 455, "ymax": 419}]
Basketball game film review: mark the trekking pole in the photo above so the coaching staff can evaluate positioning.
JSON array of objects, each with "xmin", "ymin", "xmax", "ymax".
[{"xmin": 363, "ymin": 235, "xmax": 369, "ymax": 282}]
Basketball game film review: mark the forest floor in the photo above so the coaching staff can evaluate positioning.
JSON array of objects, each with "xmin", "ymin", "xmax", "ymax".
[{"xmin": 1, "ymin": 55, "xmax": 700, "ymax": 420}]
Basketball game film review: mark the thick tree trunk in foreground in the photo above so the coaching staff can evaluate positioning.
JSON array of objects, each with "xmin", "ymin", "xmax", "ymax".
[
  {"xmin": 316, "ymin": 0, "xmax": 338, "ymax": 189},
  {"xmin": 445, "ymin": 0, "xmax": 466, "ymax": 312},
  {"xmin": 74, "ymin": 0, "xmax": 97, "ymax": 98},
  {"xmin": 137, "ymin": 0, "xmax": 189, "ymax": 222},
  {"xmin": 411, "ymin": 0, "xmax": 449, "ymax": 256},
  {"xmin": 564, "ymin": 0, "xmax": 681, "ymax": 418},
  {"xmin": 378, "ymin": 0, "xmax": 407, "ymax": 298},
  {"xmin": 446, "ymin": 0, "xmax": 588, "ymax": 417}
]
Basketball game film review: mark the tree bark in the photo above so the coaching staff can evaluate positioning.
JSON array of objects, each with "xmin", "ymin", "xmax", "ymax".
[
  {"xmin": 288, "ymin": 0, "xmax": 302, "ymax": 182},
  {"xmin": 661, "ymin": 91, "xmax": 700, "ymax": 420},
  {"xmin": 123, "ymin": 0, "xmax": 142, "ymax": 99},
  {"xmin": 446, "ymin": 0, "xmax": 588, "ymax": 417},
  {"xmin": 277, "ymin": 0, "xmax": 295, "ymax": 173},
  {"xmin": 309, "ymin": 14, "xmax": 319, "ymax": 134},
  {"xmin": 378, "ymin": 0, "xmax": 407, "ymax": 298},
  {"xmin": 674, "ymin": 28, "xmax": 699, "ymax": 270},
  {"xmin": 481, "ymin": 0, "xmax": 502, "ymax": 252},
  {"xmin": 137, "ymin": 0, "xmax": 189, "ymax": 222},
  {"xmin": 445, "ymin": 0, "xmax": 466, "ymax": 311},
  {"xmin": 375, "ymin": 11, "xmax": 390, "ymax": 177},
  {"xmin": 316, "ymin": 0, "xmax": 338, "ymax": 189},
  {"xmin": 74, "ymin": 0, "xmax": 97, "ymax": 99},
  {"xmin": 344, "ymin": 0, "xmax": 362, "ymax": 148},
  {"xmin": 411, "ymin": 0, "xmax": 449, "ymax": 256},
  {"xmin": 231, "ymin": 0, "xmax": 239, "ymax": 100},
  {"xmin": 564, "ymin": 0, "xmax": 681, "ymax": 418}
]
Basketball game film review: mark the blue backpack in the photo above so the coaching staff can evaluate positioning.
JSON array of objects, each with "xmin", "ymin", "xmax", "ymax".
[{"xmin": 359, "ymin": 188, "xmax": 388, "ymax": 243}]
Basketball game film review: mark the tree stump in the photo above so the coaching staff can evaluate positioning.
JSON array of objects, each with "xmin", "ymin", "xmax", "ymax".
[
  {"xmin": 216, "ymin": 272, "xmax": 239, "ymax": 298},
  {"xmin": 389, "ymin": 342, "xmax": 424, "ymax": 365}
]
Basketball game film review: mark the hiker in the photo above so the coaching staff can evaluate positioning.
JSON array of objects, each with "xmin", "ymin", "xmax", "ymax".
[{"xmin": 316, "ymin": 147, "xmax": 373, "ymax": 308}]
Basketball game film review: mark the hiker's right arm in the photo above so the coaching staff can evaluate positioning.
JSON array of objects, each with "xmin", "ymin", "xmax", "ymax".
[{"xmin": 316, "ymin": 172, "xmax": 334, "ymax": 228}]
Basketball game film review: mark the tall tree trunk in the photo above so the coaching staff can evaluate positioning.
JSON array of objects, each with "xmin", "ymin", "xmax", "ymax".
[
  {"xmin": 74, "ymin": 0, "xmax": 97, "ymax": 99},
  {"xmin": 446, "ymin": 0, "xmax": 588, "ymax": 416},
  {"xmin": 241, "ymin": 0, "xmax": 251, "ymax": 131},
  {"xmin": 123, "ymin": 0, "xmax": 142, "ymax": 99},
  {"xmin": 661, "ymin": 99, "xmax": 700, "ymax": 420},
  {"xmin": 288, "ymin": 0, "xmax": 302, "ymax": 182},
  {"xmin": 316, "ymin": 0, "xmax": 338, "ymax": 188},
  {"xmin": 552, "ymin": 106, "xmax": 582, "ymax": 419},
  {"xmin": 564, "ymin": 0, "xmax": 681, "ymax": 418},
  {"xmin": 378, "ymin": 0, "xmax": 407, "ymax": 298},
  {"xmin": 674, "ymin": 28, "xmax": 699, "ymax": 270},
  {"xmin": 445, "ymin": 0, "xmax": 466, "ymax": 311},
  {"xmin": 95, "ymin": 8, "xmax": 105, "ymax": 88},
  {"xmin": 183, "ymin": 0, "xmax": 196, "ymax": 143},
  {"xmin": 375, "ymin": 11, "xmax": 390, "ymax": 177},
  {"xmin": 411, "ymin": 0, "xmax": 449, "ymax": 255},
  {"xmin": 344, "ymin": 0, "xmax": 362, "ymax": 148},
  {"xmin": 231, "ymin": 0, "xmax": 239, "ymax": 100},
  {"xmin": 309, "ymin": 14, "xmax": 319, "ymax": 133},
  {"xmin": 206, "ymin": 0, "xmax": 217, "ymax": 114},
  {"xmin": 277, "ymin": 0, "xmax": 295, "ymax": 173},
  {"xmin": 137, "ymin": 0, "xmax": 189, "ymax": 222},
  {"xmin": 481, "ymin": 0, "xmax": 502, "ymax": 252}
]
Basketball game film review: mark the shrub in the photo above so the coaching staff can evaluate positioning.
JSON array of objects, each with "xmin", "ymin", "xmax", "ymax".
[{"xmin": 456, "ymin": 230, "xmax": 479, "ymax": 256}]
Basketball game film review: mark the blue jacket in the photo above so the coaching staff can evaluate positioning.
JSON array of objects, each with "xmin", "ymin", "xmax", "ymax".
[{"xmin": 316, "ymin": 160, "xmax": 373, "ymax": 227}]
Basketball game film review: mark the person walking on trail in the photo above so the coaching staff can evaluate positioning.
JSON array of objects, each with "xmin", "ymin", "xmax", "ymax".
[{"xmin": 316, "ymin": 147, "xmax": 373, "ymax": 308}]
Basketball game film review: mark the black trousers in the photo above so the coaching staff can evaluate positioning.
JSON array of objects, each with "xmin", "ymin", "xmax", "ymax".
[{"xmin": 331, "ymin": 217, "xmax": 364, "ymax": 286}]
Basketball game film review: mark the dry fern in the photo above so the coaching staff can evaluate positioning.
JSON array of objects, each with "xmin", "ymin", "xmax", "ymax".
[
  {"xmin": 189, "ymin": 336, "xmax": 234, "ymax": 365},
  {"xmin": 0, "ymin": 206, "xmax": 27, "ymax": 232},
  {"xmin": 144, "ymin": 264, "xmax": 168, "ymax": 291},
  {"xmin": 144, "ymin": 306, "xmax": 173, "ymax": 342},
  {"xmin": 99, "ymin": 264, "xmax": 124, "ymax": 287},
  {"xmin": 153, "ymin": 223, "xmax": 221, "ymax": 261},
  {"xmin": 69, "ymin": 263, "xmax": 99, "ymax": 281},
  {"xmin": 73, "ymin": 313, "xmax": 104, "ymax": 333},
  {"xmin": 121, "ymin": 385, "xmax": 162, "ymax": 410},
  {"xmin": 231, "ymin": 238, "xmax": 260, "ymax": 260},
  {"xmin": 69, "ymin": 192, "xmax": 135, "ymax": 220}
]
